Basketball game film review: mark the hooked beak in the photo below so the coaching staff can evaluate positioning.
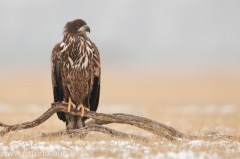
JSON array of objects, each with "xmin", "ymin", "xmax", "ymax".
[
  {"xmin": 78, "ymin": 25, "xmax": 90, "ymax": 33},
  {"xmin": 84, "ymin": 25, "xmax": 90, "ymax": 33}
]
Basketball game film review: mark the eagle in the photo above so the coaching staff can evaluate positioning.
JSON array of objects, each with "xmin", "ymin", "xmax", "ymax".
[{"xmin": 51, "ymin": 19, "xmax": 101, "ymax": 129}]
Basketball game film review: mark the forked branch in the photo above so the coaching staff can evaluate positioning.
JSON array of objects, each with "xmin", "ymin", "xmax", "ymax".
[
  {"xmin": 0, "ymin": 102, "xmax": 237, "ymax": 141},
  {"xmin": 39, "ymin": 124, "xmax": 149, "ymax": 142}
]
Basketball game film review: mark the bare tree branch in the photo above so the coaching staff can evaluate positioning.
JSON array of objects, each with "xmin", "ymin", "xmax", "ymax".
[
  {"xmin": 39, "ymin": 124, "xmax": 150, "ymax": 142},
  {"xmin": 0, "ymin": 102, "xmax": 238, "ymax": 141}
]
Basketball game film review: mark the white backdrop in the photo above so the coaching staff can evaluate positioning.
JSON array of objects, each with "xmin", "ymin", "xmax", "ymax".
[{"xmin": 0, "ymin": 0, "xmax": 239, "ymax": 71}]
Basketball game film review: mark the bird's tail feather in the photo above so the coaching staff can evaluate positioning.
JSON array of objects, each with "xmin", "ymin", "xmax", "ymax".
[{"xmin": 65, "ymin": 114, "xmax": 85, "ymax": 129}]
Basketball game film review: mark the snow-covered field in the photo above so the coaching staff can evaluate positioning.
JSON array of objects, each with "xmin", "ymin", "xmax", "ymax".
[
  {"xmin": 0, "ymin": 139, "xmax": 240, "ymax": 158},
  {"xmin": 0, "ymin": 103, "xmax": 240, "ymax": 158}
]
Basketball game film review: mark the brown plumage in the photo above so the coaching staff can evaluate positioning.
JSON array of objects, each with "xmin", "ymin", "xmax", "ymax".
[{"xmin": 51, "ymin": 19, "xmax": 101, "ymax": 129}]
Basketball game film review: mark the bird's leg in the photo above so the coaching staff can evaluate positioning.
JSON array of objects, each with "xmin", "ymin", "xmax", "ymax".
[
  {"xmin": 62, "ymin": 97, "xmax": 76, "ymax": 114},
  {"xmin": 76, "ymin": 104, "xmax": 90, "ymax": 117}
]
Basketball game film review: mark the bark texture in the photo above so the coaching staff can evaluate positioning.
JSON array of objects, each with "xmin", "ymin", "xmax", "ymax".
[{"xmin": 0, "ymin": 102, "xmax": 237, "ymax": 141}]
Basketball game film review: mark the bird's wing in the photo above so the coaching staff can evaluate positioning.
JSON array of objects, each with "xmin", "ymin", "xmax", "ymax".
[
  {"xmin": 89, "ymin": 43, "xmax": 101, "ymax": 112},
  {"xmin": 51, "ymin": 43, "xmax": 66, "ymax": 122},
  {"xmin": 89, "ymin": 76, "xmax": 100, "ymax": 111}
]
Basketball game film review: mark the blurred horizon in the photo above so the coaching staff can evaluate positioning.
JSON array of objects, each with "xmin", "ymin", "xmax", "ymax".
[{"xmin": 0, "ymin": 1, "xmax": 240, "ymax": 108}]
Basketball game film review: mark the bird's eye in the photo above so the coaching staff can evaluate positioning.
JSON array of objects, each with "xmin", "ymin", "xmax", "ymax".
[{"xmin": 76, "ymin": 26, "xmax": 79, "ymax": 29}]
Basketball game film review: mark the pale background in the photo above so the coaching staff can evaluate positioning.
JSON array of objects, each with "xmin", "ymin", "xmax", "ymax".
[{"xmin": 0, "ymin": 0, "xmax": 239, "ymax": 119}]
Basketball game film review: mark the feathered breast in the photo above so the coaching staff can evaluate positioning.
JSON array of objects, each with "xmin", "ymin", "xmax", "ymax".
[{"xmin": 59, "ymin": 35, "xmax": 95, "ymax": 71}]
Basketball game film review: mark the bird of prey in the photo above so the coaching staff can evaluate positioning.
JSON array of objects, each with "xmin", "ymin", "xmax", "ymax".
[{"xmin": 51, "ymin": 19, "xmax": 101, "ymax": 129}]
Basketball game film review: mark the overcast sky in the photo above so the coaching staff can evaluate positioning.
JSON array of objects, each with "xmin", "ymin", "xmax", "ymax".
[{"xmin": 0, "ymin": 0, "xmax": 240, "ymax": 71}]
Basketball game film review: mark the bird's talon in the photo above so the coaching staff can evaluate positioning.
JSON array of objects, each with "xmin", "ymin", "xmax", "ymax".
[
  {"xmin": 75, "ymin": 108, "xmax": 78, "ymax": 113},
  {"xmin": 63, "ymin": 97, "xmax": 77, "ymax": 113},
  {"xmin": 62, "ymin": 101, "xmax": 67, "ymax": 105}
]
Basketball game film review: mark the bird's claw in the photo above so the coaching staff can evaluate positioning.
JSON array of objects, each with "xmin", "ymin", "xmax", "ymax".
[
  {"xmin": 75, "ymin": 107, "xmax": 80, "ymax": 113},
  {"xmin": 62, "ymin": 101, "xmax": 68, "ymax": 105},
  {"xmin": 76, "ymin": 105, "xmax": 90, "ymax": 117},
  {"xmin": 62, "ymin": 97, "xmax": 76, "ymax": 113}
]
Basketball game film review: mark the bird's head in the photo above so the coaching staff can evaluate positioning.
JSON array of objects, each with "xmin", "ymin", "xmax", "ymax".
[{"xmin": 64, "ymin": 19, "xmax": 90, "ymax": 36}]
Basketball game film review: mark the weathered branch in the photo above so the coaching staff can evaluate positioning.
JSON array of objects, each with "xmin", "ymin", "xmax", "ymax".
[
  {"xmin": 0, "ymin": 105, "xmax": 61, "ymax": 136},
  {"xmin": 39, "ymin": 124, "xmax": 149, "ymax": 142},
  {"xmin": 0, "ymin": 102, "xmax": 238, "ymax": 141}
]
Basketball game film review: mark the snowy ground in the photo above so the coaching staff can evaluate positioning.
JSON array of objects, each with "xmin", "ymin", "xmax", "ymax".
[
  {"xmin": 0, "ymin": 139, "xmax": 240, "ymax": 158},
  {"xmin": 0, "ymin": 103, "xmax": 240, "ymax": 158}
]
